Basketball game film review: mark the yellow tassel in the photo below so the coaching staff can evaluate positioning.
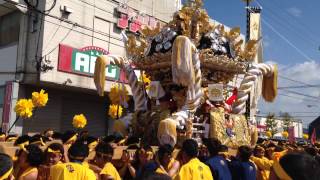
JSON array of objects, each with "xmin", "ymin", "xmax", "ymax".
[
  {"xmin": 262, "ymin": 64, "xmax": 278, "ymax": 102},
  {"xmin": 94, "ymin": 56, "xmax": 107, "ymax": 96}
]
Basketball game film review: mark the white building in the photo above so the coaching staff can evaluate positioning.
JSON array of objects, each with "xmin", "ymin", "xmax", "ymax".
[
  {"xmin": 0, "ymin": 0, "xmax": 180, "ymax": 136},
  {"xmin": 256, "ymin": 116, "xmax": 303, "ymax": 139}
]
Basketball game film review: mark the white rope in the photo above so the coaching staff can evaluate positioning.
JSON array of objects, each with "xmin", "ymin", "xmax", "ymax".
[{"xmin": 232, "ymin": 63, "xmax": 275, "ymax": 114}]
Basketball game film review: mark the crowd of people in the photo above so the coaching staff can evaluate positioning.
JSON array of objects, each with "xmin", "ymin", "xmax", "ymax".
[{"xmin": 0, "ymin": 129, "xmax": 320, "ymax": 180}]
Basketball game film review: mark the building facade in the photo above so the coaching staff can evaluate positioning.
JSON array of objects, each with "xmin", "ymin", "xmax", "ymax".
[
  {"xmin": 256, "ymin": 116, "xmax": 303, "ymax": 139},
  {"xmin": 0, "ymin": 0, "xmax": 180, "ymax": 136}
]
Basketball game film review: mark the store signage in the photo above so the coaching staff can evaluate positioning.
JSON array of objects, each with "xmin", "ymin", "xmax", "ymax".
[
  {"xmin": 116, "ymin": 4, "xmax": 160, "ymax": 33},
  {"xmin": 58, "ymin": 44, "xmax": 126, "ymax": 81},
  {"xmin": 257, "ymin": 124, "xmax": 267, "ymax": 131}
]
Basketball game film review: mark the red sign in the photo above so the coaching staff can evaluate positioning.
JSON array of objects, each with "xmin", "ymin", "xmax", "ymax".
[
  {"xmin": 117, "ymin": 14, "xmax": 129, "ymax": 29},
  {"xmin": 1, "ymin": 81, "xmax": 13, "ymax": 132},
  {"xmin": 116, "ymin": 4, "xmax": 161, "ymax": 33},
  {"xmin": 58, "ymin": 44, "xmax": 128, "ymax": 83},
  {"xmin": 257, "ymin": 124, "xmax": 267, "ymax": 130}
]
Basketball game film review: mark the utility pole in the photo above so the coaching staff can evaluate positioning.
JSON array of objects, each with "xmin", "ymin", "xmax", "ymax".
[
  {"xmin": 244, "ymin": 0, "xmax": 253, "ymax": 121},
  {"xmin": 245, "ymin": 0, "xmax": 252, "ymax": 41},
  {"xmin": 243, "ymin": 0, "xmax": 262, "ymax": 123}
]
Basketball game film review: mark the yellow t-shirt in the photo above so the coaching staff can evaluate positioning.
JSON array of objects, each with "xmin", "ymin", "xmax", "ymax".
[
  {"xmin": 18, "ymin": 167, "xmax": 38, "ymax": 180},
  {"xmin": 156, "ymin": 166, "xmax": 167, "ymax": 174},
  {"xmin": 156, "ymin": 158, "xmax": 179, "ymax": 178},
  {"xmin": 251, "ymin": 156, "xmax": 273, "ymax": 180},
  {"xmin": 100, "ymin": 162, "xmax": 121, "ymax": 180},
  {"xmin": 82, "ymin": 161, "xmax": 90, "ymax": 168},
  {"xmin": 50, "ymin": 162, "xmax": 96, "ymax": 180},
  {"xmin": 175, "ymin": 158, "xmax": 213, "ymax": 180}
]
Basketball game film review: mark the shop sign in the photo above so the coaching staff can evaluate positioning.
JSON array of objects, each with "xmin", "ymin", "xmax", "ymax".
[
  {"xmin": 58, "ymin": 44, "xmax": 126, "ymax": 81},
  {"xmin": 257, "ymin": 124, "xmax": 267, "ymax": 131},
  {"xmin": 116, "ymin": 4, "xmax": 160, "ymax": 33}
]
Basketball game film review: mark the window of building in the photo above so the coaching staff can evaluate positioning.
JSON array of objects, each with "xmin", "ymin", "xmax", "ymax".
[{"xmin": 0, "ymin": 11, "xmax": 21, "ymax": 47}]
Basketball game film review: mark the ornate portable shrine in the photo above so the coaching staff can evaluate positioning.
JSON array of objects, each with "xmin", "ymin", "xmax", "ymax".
[{"xmin": 94, "ymin": 0, "xmax": 278, "ymax": 148}]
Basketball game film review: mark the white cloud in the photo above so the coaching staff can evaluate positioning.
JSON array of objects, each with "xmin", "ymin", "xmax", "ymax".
[
  {"xmin": 263, "ymin": 35, "xmax": 271, "ymax": 48},
  {"xmin": 258, "ymin": 60, "xmax": 320, "ymax": 127},
  {"xmin": 284, "ymin": 61, "xmax": 320, "ymax": 82},
  {"xmin": 286, "ymin": 7, "xmax": 302, "ymax": 18}
]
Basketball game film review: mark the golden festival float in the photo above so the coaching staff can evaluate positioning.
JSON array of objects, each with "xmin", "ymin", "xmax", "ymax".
[{"xmin": 94, "ymin": 0, "xmax": 278, "ymax": 148}]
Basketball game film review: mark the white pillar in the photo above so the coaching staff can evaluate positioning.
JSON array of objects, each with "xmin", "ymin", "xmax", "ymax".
[{"xmin": 7, "ymin": 82, "xmax": 22, "ymax": 134}]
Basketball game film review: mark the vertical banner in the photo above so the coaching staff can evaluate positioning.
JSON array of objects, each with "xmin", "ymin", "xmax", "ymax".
[
  {"xmin": 249, "ymin": 11, "xmax": 262, "ymax": 63},
  {"xmin": 1, "ymin": 81, "xmax": 13, "ymax": 132},
  {"xmin": 288, "ymin": 126, "xmax": 295, "ymax": 144},
  {"xmin": 249, "ymin": 10, "xmax": 263, "ymax": 122},
  {"xmin": 311, "ymin": 128, "xmax": 316, "ymax": 145}
]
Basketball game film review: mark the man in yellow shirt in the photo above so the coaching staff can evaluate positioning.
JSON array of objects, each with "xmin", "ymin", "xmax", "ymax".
[
  {"xmin": 251, "ymin": 146, "xmax": 273, "ymax": 180},
  {"xmin": 50, "ymin": 142, "xmax": 96, "ymax": 180},
  {"xmin": 91, "ymin": 142, "xmax": 121, "ymax": 180},
  {"xmin": 155, "ymin": 144, "xmax": 180, "ymax": 178},
  {"xmin": 175, "ymin": 139, "xmax": 213, "ymax": 180}
]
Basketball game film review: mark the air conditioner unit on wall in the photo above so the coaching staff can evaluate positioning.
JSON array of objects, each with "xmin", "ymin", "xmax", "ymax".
[{"xmin": 60, "ymin": 5, "xmax": 73, "ymax": 14}]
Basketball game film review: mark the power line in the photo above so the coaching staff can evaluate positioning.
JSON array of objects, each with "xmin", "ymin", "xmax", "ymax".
[
  {"xmin": 261, "ymin": 11, "xmax": 319, "ymax": 48},
  {"xmin": 255, "ymin": 0, "xmax": 320, "ymax": 45},
  {"xmin": 0, "ymin": 2, "xmax": 126, "ymax": 71},
  {"xmin": 282, "ymin": 90, "xmax": 320, "ymax": 100},
  {"xmin": 278, "ymin": 75, "xmax": 312, "ymax": 86},
  {"xmin": 43, "ymin": 24, "xmax": 75, "ymax": 56},
  {"xmin": 246, "ymin": 9, "xmax": 314, "ymax": 62},
  {"xmin": 255, "ymin": 0, "xmax": 320, "ymax": 47},
  {"xmin": 4, "ymin": 0, "xmax": 123, "ymax": 42},
  {"xmin": 278, "ymin": 84, "xmax": 320, "ymax": 90},
  {"xmin": 35, "ymin": 13, "xmax": 44, "ymax": 66},
  {"xmin": 260, "ymin": 17, "xmax": 313, "ymax": 61},
  {"xmin": 256, "ymin": 115, "xmax": 318, "ymax": 119},
  {"xmin": 0, "ymin": 3, "xmax": 124, "ymax": 48},
  {"xmin": 277, "ymin": 93, "xmax": 320, "ymax": 103},
  {"xmin": 260, "ymin": 112, "xmax": 320, "ymax": 114},
  {"xmin": 248, "ymin": 8, "xmax": 314, "ymax": 61},
  {"xmin": 21, "ymin": 0, "xmax": 57, "ymax": 70},
  {"xmin": 43, "ymin": 21, "xmax": 62, "ymax": 52},
  {"xmin": 264, "ymin": 0, "xmax": 320, "ymax": 43},
  {"xmin": 77, "ymin": 0, "xmax": 171, "ymax": 22},
  {"xmin": 76, "ymin": 0, "xmax": 114, "ymax": 15}
]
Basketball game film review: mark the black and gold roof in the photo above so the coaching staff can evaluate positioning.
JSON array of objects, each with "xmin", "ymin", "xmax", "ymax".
[{"xmin": 125, "ymin": 0, "xmax": 258, "ymax": 84}]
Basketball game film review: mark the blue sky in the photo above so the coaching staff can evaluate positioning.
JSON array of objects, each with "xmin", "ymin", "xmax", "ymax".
[{"xmin": 201, "ymin": 0, "xmax": 320, "ymax": 126}]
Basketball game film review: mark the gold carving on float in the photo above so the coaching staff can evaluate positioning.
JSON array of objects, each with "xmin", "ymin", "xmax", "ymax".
[
  {"xmin": 140, "ymin": 23, "xmax": 161, "ymax": 37},
  {"xmin": 241, "ymin": 39, "xmax": 258, "ymax": 61},
  {"xmin": 125, "ymin": 0, "xmax": 258, "ymax": 76},
  {"xmin": 118, "ymin": 0, "xmax": 265, "ymax": 148},
  {"xmin": 210, "ymin": 109, "xmax": 251, "ymax": 148}
]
